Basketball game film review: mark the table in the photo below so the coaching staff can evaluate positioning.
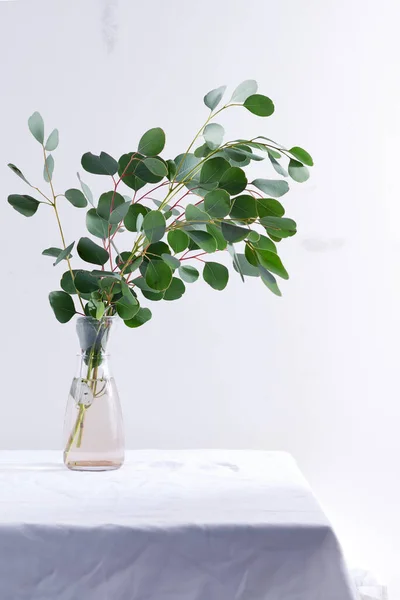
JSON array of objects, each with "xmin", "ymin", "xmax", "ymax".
[{"xmin": 0, "ymin": 450, "xmax": 357, "ymax": 600}]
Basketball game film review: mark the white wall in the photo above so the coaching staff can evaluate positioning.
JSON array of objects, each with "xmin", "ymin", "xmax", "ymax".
[{"xmin": 0, "ymin": 0, "xmax": 399, "ymax": 595}]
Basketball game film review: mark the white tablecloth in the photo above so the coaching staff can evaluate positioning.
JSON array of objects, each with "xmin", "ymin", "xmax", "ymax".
[{"xmin": 0, "ymin": 450, "xmax": 357, "ymax": 600}]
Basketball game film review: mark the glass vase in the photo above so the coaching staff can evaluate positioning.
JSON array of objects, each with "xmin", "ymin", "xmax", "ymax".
[{"xmin": 63, "ymin": 316, "xmax": 125, "ymax": 471}]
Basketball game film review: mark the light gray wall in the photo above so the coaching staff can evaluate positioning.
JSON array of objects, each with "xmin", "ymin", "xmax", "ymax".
[{"xmin": 0, "ymin": 0, "xmax": 398, "ymax": 595}]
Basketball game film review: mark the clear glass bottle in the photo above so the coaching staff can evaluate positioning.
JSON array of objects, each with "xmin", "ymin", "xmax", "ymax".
[{"xmin": 63, "ymin": 316, "xmax": 124, "ymax": 471}]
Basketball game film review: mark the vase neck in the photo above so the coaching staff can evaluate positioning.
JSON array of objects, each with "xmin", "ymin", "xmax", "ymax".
[{"xmin": 76, "ymin": 316, "xmax": 116, "ymax": 355}]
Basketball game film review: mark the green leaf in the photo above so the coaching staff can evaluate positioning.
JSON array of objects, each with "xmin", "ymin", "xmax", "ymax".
[
  {"xmin": 230, "ymin": 195, "xmax": 257, "ymax": 220},
  {"xmin": 43, "ymin": 154, "xmax": 54, "ymax": 182},
  {"xmin": 81, "ymin": 151, "xmax": 118, "ymax": 176},
  {"xmin": 245, "ymin": 243, "xmax": 258, "ymax": 266},
  {"xmin": 138, "ymin": 127, "xmax": 166, "ymax": 157},
  {"xmin": 243, "ymin": 94, "xmax": 274, "ymax": 117},
  {"xmin": 116, "ymin": 253, "xmax": 143, "ymax": 274},
  {"xmin": 161, "ymin": 253, "xmax": 180, "ymax": 269},
  {"xmin": 86, "ymin": 208, "xmax": 109, "ymax": 239},
  {"xmin": 288, "ymin": 159, "xmax": 310, "ymax": 183},
  {"xmin": 288, "ymin": 146, "xmax": 314, "ymax": 166},
  {"xmin": 8, "ymin": 194, "xmax": 40, "ymax": 217},
  {"xmin": 247, "ymin": 230, "xmax": 260, "ymax": 243},
  {"xmin": 185, "ymin": 230, "xmax": 217, "ymax": 253},
  {"xmin": 219, "ymin": 167, "xmax": 247, "ymax": 195},
  {"xmin": 249, "ymin": 234, "xmax": 277, "ymax": 254},
  {"xmin": 124, "ymin": 204, "xmax": 149, "ymax": 232},
  {"xmin": 60, "ymin": 270, "xmax": 77, "ymax": 294},
  {"xmin": 77, "ymin": 237, "xmax": 109, "ymax": 265},
  {"xmin": 168, "ymin": 229, "xmax": 189, "ymax": 253},
  {"xmin": 260, "ymin": 216, "xmax": 297, "ymax": 238},
  {"xmin": 166, "ymin": 159, "xmax": 177, "ymax": 181},
  {"xmin": 252, "ymin": 179, "xmax": 289, "ymax": 198},
  {"xmin": 221, "ymin": 221, "xmax": 249, "ymax": 243},
  {"xmin": 145, "ymin": 259, "xmax": 172, "ymax": 291},
  {"xmin": 194, "ymin": 143, "xmax": 214, "ymax": 158},
  {"xmin": 174, "ymin": 153, "xmax": 201, "ymax": 182},
  {"xmin": 259, "ymin": 266, "xmax": 282, "ymax": 296},
  {"xmin": 257, "ymin": 198, "xmax": 285, "ymax": 218},
  {"xmin": 109, "ymin": 201, "xmax": 131, "ymax": 224},
  {"xmin": 118, "ymin": 153, "xmax": 146, "ymax": 191},
  {"xmin": 233, "ymin": 253, "xmax": 259, "ymax": 277},
  {"xmin": 124, "ymin": 307, "xmax": 152, "ymax": 328},
  {"xmin": 225, "ymin": 146, "xmax": 264, "ymax": 162},
  {"xmin": 230, "ymin": 79, "xmax": 258, "ymax": 102},
  {"xmin": 42, "ymin": 247, "xmax": 63, "ymax": 258},
  {"xmin": 226, "ymin": 243, "xmax": 244, "ymax": 282},
  {"xmin": 135, "ymin": 157, "xmax": 166, "ymax": 184},
  {"xmin": 49, "ymin": 290, "xmax": 76, "ymax": 323},
  {"xmin": 8, "ymin": 163, "xmax": 31, "ymax": 186},
  {"xmin": 116, "ymin": 291, "xmax": 139, "ymax": 320},
  {"xmin": 95, "ymin": 301, "xmax": 105, "ymax": 320},
  {"xmin": 53, "ymin": 241, "xmax": 74, "ymax": 266},
  {"xmin": 200, "ymin": 157, "xmax": 230, "ymax": 185},
  {"xmin": 74, "ymin": 270, "xmax": 99, "ymax": 293},
  {"xmin": 203, "ymin": 123, "xmax": 224, "ymax": 150},
  {"xmin": 206, "ymin": 223, "xmax": 227, "ymax": 250},
  {"xmin": 97, "ymin": 191, "xmax": 125, "ymax": 222},
  {"xmin": 65, "ymin": 188, "xmax": 87, "ymax": 208},
  {"xmin": 203, "ymin": 262, "xmax": 229, "ymax": 290},
  {"xmin": 179, "ymin": 265, "xmax": 199, "ymax": 283},
  {"xmin": 204, "ymin": 85, "xmax": 226, "ymax": 110},
  {"xmin": 256, "ymin": 249, "xmax": 288, "ymax": 279},
  {"xmin": 28, "ymin": 111, "xmax": 44, "ymax": 143},
  {"xmin": 185, "ymin": 203, "xmax": 210, "ymax": 230},
  {"xmin": 142, "ymin": 157, "xmax": 168, "ymax": 177},
  {"xmin": 268, "ymin": 154, "xmax": 288, "ymax": 177},
  {"xmin": 204, "ymin": 189, "xmax": 231, "ymax": 218},
  {"xmin": 77, "ymin": 172, "xmax": 94, "ymax": 206},
  {"xmin": 164, "ymin": 277, "xmax": 186, "ymax": 301},
  {"xmin": 143, "ymin": 210, "xmax": 166, "ymax": 243},
  {"xmin": 45, "ymin": 129, "xmax": 59, "ymax": 151}
]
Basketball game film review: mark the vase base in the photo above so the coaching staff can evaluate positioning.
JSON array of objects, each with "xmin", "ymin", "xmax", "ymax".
[{"xmin": 64, "ymin": 459, "xmax": 123, "ymax": 472}]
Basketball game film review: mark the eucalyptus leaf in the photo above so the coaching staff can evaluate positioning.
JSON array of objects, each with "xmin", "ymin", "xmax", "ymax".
[
  {"xmin": 219, "ymin": 167, "xmax": 247, "ymax": 195},
  {"xmin": 28, "ymin": 111, "xmax": 44, "ymax": 143},
  {"xmin": 168, "ymin": 229, "xmax": 189, "ymax": 253},
  {"xmin": 74, "ymin": 270, "xmax": 99, "ymax": 293},
  {"xmin": 161, "ymin": 253, "xmax": 180, "ymax": 269},
  {"xmin": 49, "ymin": 290, "xmax": 76, "ymax": 323},
  {"xmin": 142, "ymin": 157, "xmax": 168, "ymax": 177},
  {"xmin": 53, "ymin": 241, "xmax": 74, "ymax": 266},
  {"xmin": 255, "ymin": 249, "xmax": 289, "ymax": 279},
  {"xmin": 43, "ymin": 154, "xmax": 54, "ymax": 182},
  {"xmin": 138, "ymin": 127, "xmax": 166, "ymax": 157},
  {"xmin": 109, "ymin": 201, "xmax": 131, "ymax": 224},
  {"xmin": 260, "ymin": 216, "xmax": 297, "ymax": 238},
  {"xmin": 288, "ymin": 146, "xmax": 314, "ymax": 166},
  {"xmin": 164, "ymin": 277, "xmax": 186, "ymax": 301},
  {"xmin": 174, "ymin": 153, "xmax": 201, "ymax": 182},
  {"xmin": 230, "ymin": 195, "xmax": 258, "ymax": 220},
  {"xmin": 243, "ymin": 95, "xmax": 275, "ymax": 117},
  {"xmin": 268, "ymin": 155, "xmax": 288, "ymax": 177},
  {"xmin": 204, "ymin": 85, "xmax": 226, "ymax": 111},
  {"xmin": 124, "ymin": 307, "xmax": 152, "ymax": 328},
  {"xmin": 8, "ymin": 163, "xmax": 31, "ymax": 186},
  {"xmin": 166, "ymin": 159, "xmax": 177, "ymax": 181},
  {"xmin": 259, "ymin": 266, "xmax": 282, "ymax": 296},
  {"xmin": 233, "ymin": 253, "xmax": 259, "ymax": 277},
  {"xmin": 77, "ymin": 237, "xmax": 109, "ymax": 265},
  {"xmin": 185, "ymin": 230, "xmax": 217, "ymax": 253},
  {"xmin": 288, "ymin": 159, "xmax": 310, "ymax": 183},
  {"xmin": 65, "ymin": 188, "xmax": 87, "ymax": 208},
  {"xmin": 179, "ymin": 265, "xmax": 199, "ymax": 283},
  {"xmin": 203, "ymin": 123, "xmax": 224, "ymax": 150},
  {"xmin": 45, "ymin": 129, "xmax": 59, "ymax": 151},
  {"xmin": 145, "ymin": 259, "xmax": 172, "ymax": 291},
  {"xmin": 252, "ymin": 178, "xmax": 289, "ymax": 198},
  {"xmin": 204, "ymin": 189, "xmax": 231, "ymax": 218},
  {"xmin": 124, "ymin": 203, "xmax": 149, "ymax": 232},
  {"xmin": 220, "ymin": 221, "xmax": 249, "ymax": 243},
  {"xmin": 86, "ymin": 209, "xmax": 109, "ymax": 239},
  {"xmin": 203, "ymin": 262, "xmax": 229, "ymax": 291},
  {"xmin": 77, "ymin": 172, "xmax": 94, "ymax": 206},
  {"xmin": 230, "ymin": 79, "xmax": 258, "ymax": 103},
  {"xmin": 97, "ymin": 191, "xmax": 125, "ymax": 222},
  {"xmin": 8, "ymin": 194, "xmax": 40, "ymax": 217},
  {"xmin": 118, "ymin": 153, "xmax": 146, "ymax": 191},
  {"xmin": 143, "ymin": 210, "xmax": 166, "ymax": 243},
  {"xmin": 81, "ymin": 151, "xmax": 118, "ymax": 176},
  {"xmin": 206, "ymin": 223, "xmax": 227, "ymax": 250},
  {"xmin": 42, "ymin": 247, "xmax": 63, "ymax": 258},
  {"xmin": 200, "ymin": 157, "xmax": 230, "ymax": 185},
  {"xmin": 116, "ymin": 292, "xmax": 139, "ymax": 320},
  {"xmin": 257, "ymin": 198, "xmax": 285, "ymax": 218}
]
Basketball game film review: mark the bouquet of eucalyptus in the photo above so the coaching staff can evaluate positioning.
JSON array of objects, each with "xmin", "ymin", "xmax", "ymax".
[{"xmin": 7, "ymin": 80, "xmax": 313, "ymax": 328}]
